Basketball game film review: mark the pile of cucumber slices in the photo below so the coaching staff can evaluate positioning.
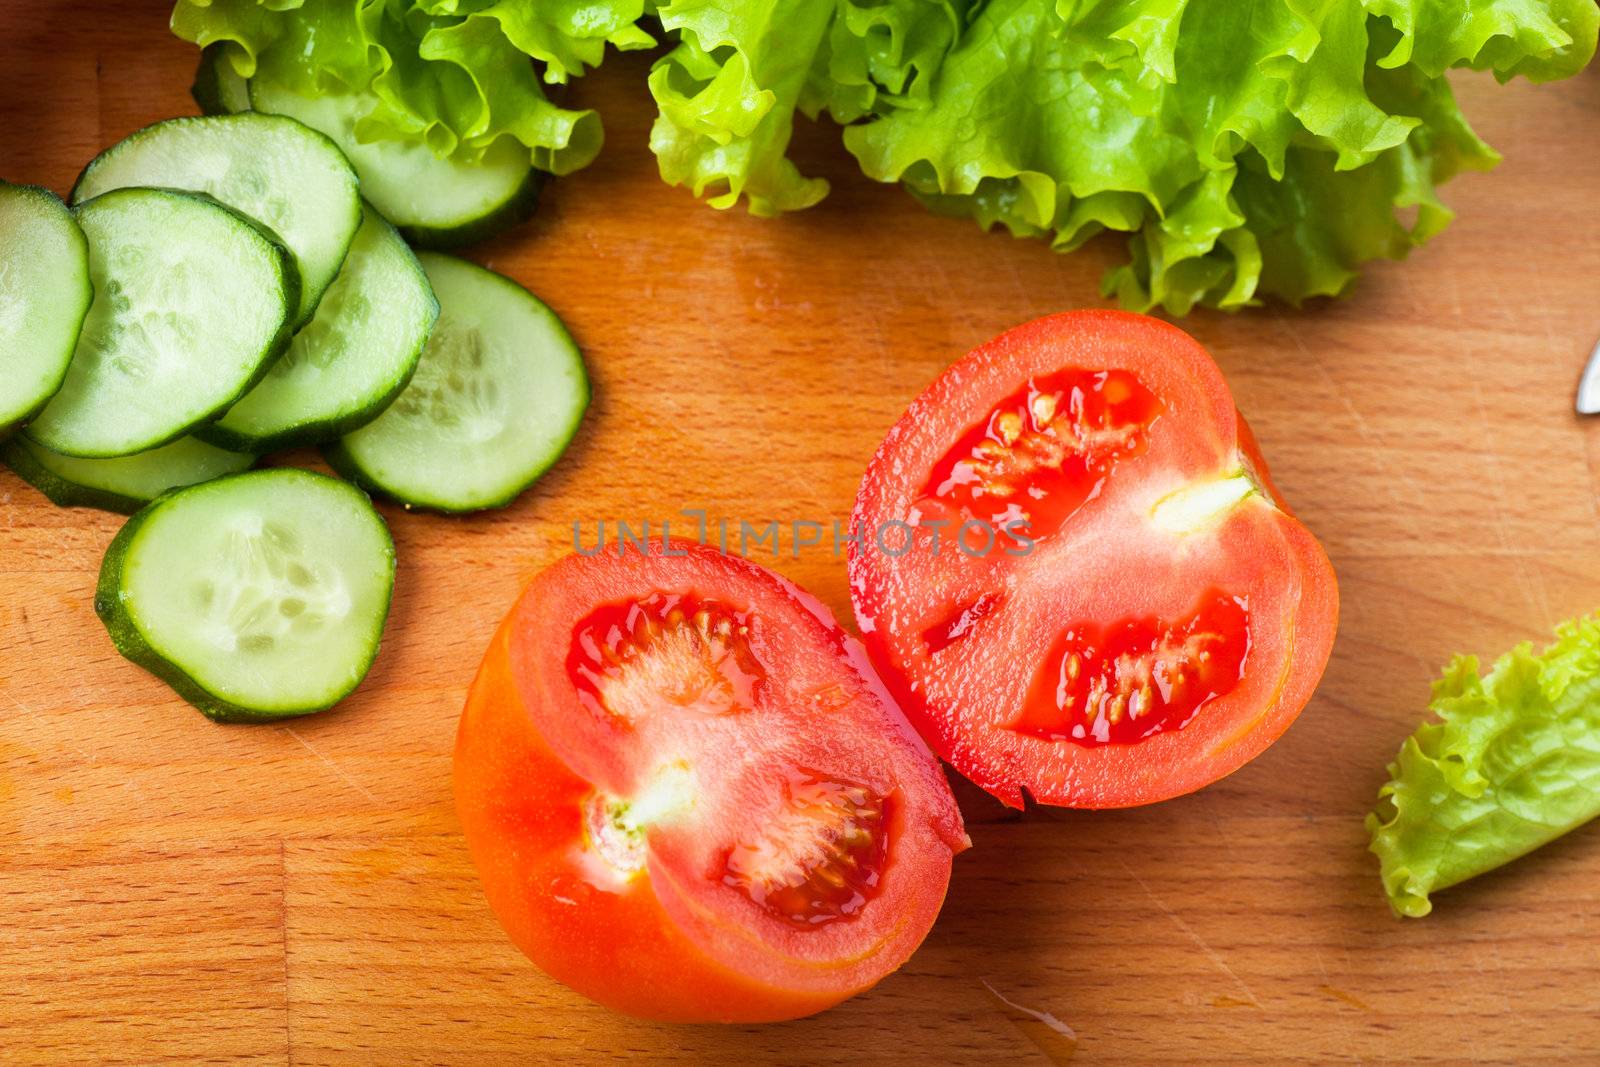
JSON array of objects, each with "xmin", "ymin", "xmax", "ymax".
[{"xmin": 0, "ymin": 110, "xmax": 588, "ymax": 723}]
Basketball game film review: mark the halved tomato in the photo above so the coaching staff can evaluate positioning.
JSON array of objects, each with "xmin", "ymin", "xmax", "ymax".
[
  {"xmin": 454, "ymin": 541, "xmax": 968, "ymax": 1023},
  {"xmin": 849, "ymin": 311, "xmax": 1338, "ymax": 809}
]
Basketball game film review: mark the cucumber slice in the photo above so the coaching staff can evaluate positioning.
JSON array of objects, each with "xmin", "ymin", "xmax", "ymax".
[
  {"xmin": 26, "ymin": 188, "xmax": 295, "ymax": 458},
  {"xmin": 199, "ymin": 204, "xmax": 439, "ymax": 453},
  {"xmin": 96, "ymin": 468, "xmax": 395, "ymax": 722},
  {"xmin": 325, "ymin": 253, "xmax": 588, "ymax": 513},
  {"xmin": 248, "ymin": 80, "xmax": 540, "ymax": 249},
  {"xmin": 191, "ymin": 45, "xmax": 251, "ymax": 115},
  {"xmin": 1, "ymin": 434, "xmax": 254, "ymax": 514},
  {"xmin": 0, "ymin": 183, "xmax": 92, "ymax": 436},
  {"xmin": 72, "ymin": 113, "xmax": 360, "ymax": 326}
]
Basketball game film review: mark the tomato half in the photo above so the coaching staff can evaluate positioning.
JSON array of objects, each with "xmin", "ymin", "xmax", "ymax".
[
  {"xmin": 454, "ymin": 541, "xmax": 968, "ymax": 1023},
  {"xmin": 848, "ymin": 311, "xmax": 1338, "ymax": 809}
]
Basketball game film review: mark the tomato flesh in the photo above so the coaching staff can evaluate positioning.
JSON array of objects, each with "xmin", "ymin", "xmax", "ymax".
[
  {"xmin": 919, "ymin": 368, "xmax": 1162, "ymax": 541},
  {"xmin": 924, "ymin": 591, "xmax": 1005, "ymax": 655},
  {"xmin": 849, "ymin": 311, "xmax": 1338, "ymax": 808},
  {"xmin": 455, "ymin": 542, "xmax": 967, "ymax": 1022},
  {"xmin": 723, "ymin": 771, "xmax": 890, "ymax": 928},
  {"xmin": 1011, "ymin": 589, "xmax": 1251, "ymax": 746}
]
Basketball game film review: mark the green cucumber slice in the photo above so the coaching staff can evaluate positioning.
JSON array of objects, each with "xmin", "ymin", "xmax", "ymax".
[
  {"xmin": 0, "ymin": 182, "xmax": 92, "ymax": 436},
  {"xmin": 72, "ymin": 112, "xmax": 360, "ymax": 326},
  {"xmin": 1, "ymin": 434, "xmax": 254, "ymax": 514},
  {"xmin": 247, "ymin": 80, "xmax": 540, "ymax": 249},
  {"xmin": 191, "ymin": 45, "xmax": 251, "ymax": 115},
  {"xmin": 96, "ymin": 468, "xmax": 395, "ymax": 722},
  {"xmin": 325, "ymin": 253, "xmax": 588, "ymax": 513},
  {"xmin": 26, "ymin": 188, "xmax": 294, "ymax": 458},
  {"xmin": 199, "ymin": 203, "xmax": 439, "ymax": 453}
]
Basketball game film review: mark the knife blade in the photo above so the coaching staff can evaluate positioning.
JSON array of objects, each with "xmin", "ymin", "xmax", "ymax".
[{"xmin": 1577, "ymin": 335, "xmax": 1600, "ymax": 415}]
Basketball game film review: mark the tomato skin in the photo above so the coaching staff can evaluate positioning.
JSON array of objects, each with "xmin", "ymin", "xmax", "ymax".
[
  {"xmin": 849, "ymin": 311, "xmax": 1339, "ymax": 810},
  {"xmin": 454, "ymin": 543, "xmax": 967, "ymax": 1023}
]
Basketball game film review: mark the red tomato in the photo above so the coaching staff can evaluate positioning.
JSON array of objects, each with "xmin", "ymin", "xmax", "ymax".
[
  {"xmin": 849, "ymin": 311, "xmax": 1338, "ymax": 809},
  {"xmin": 454, "ymin": 541, "xmax": 968, "ymax": 1022}
]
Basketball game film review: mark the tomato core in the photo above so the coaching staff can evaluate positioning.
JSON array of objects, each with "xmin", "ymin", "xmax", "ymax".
[
  {"xmin": 723, "ymin": 773, "xmax": 891, "ymax": 929},
  {"xmin": 1011, "ymin": 590, "xmax": 1252, "ymax": 746},
  {"xmin": 567, "ymin": 592, "xmax": 766, "ymax": 722},
  {"xmin": 918, "ymin": 368, "xmax": 1162, "ymax": 541}
]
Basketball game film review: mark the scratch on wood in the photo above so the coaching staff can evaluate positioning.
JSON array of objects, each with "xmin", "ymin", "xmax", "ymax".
[
  {"xmin": 1278, "ymin": 315, "xmax": 1436, "ymax": 552},
  {"xmin": 1318, "ymin": 985, "xmax": 1371, "ymax": 1012},
  {"xmin": 1118, "ymin": 857, "xmax": 1263, "ymax": 1009},
  {"xmin": 280, "ymin": 727, "xmax": 378, "ymax": 805}
]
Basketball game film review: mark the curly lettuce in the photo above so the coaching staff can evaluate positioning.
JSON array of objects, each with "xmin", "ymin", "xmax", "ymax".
[
  {"xmin": 170, "ymin": 0, "xmax": 653, "ymax": 174},
  {"xmin": 640, "ymin": 0, "xmax": 977, "ymax": 215},
  {"xmin": 646, "ymin": 0, "xmax": 836, "ymax": 215},
  {"xmin": 844, "ymin": 0, "xmax": 1595, "ymax": 312},
  {"xmin": 170, "ymin": 0, "xmax": 1598, "ymax": 311},
  {"xmin": 1368, "ymin": 616, "xmax": 1600, "ymax": 918}
]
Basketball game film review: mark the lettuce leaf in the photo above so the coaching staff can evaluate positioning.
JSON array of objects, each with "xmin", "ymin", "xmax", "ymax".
[
  {"xmin": 170, "ymin": 0, "xmax": 649, "ymax": 174},
  {"xmin": 1368, "ymin": 616, "xmax": 1600, "ymax": 918},
  {"xmin": 807, "ymin": 0, "xmax": 971, "ymax": 124},
  {"xmin": 170, "ymin": 0, "xmax": 1598, "ymax": 312},
  {"xmin": 644, "ymin": 0, "xmax": 980, "ymax": 215},
  {"xmin": 646, "ymin": 0, "xmax": 836, "ymax": 216},
  {"xmin": 844, "ymin": 0, "xmax": 1595, "ymax": 313}
]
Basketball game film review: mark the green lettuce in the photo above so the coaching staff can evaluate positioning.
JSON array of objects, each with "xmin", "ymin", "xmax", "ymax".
[
  {"xmin": 170, "ymin": 0, "xmax": 652, "ymax": 174},
  {"xmin": 169, "ymin": 0, "xmax": 1598, "ymax": 312},
  {"xmin": 647, "ymin": 0, "xmax": 836, "ymax": 215},
  {"xmin": 1368, "ymin": 616, "xmax": 1600, "ymax": 918},
  {"xmin": 844, "ymin": 0, "xmax": 1595, "ymax": 313}
]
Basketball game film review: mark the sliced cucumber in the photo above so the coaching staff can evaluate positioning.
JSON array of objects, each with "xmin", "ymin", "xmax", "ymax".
[
  {"xmin": 191, "ymin": 45, "xmax": 251, "ymax": 115},
  {"xmin": 25, "ymin": 188, "xmax": 294, "ymax": 458},
  {"xmin": 248, "ymin": 80, "xmax": 540, "ymax": 249},
  {"xmin": 325, "ymin": 253, "xmax": 588, "ymax": 513},
  {"xmin": 96, "ymin": 468, "xmax": 395, "ymax": 722},
  {"xmin": 0, "ymin": 183, "xmax": 92, "ymax": 436},
  {"xmin": 1, "ymin": 434, "xmax": 254, "ymax": 514},
  {"xmin": 72, "ymin": 112, "xmax": 360, "ymax": 326},
  {"xmin": 199, "ymin": 203, "xmax": 439, "ymax": 453}
]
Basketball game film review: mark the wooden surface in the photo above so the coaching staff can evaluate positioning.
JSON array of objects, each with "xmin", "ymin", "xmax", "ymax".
[{"xmin": 3, "ymin": 3, "xmax": 1600, "ymax": 1062}]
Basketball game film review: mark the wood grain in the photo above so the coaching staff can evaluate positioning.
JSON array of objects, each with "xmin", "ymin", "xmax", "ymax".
[{"xmin": 3, "ymin": 2, "xmax": 1600, "ymax": 1062}]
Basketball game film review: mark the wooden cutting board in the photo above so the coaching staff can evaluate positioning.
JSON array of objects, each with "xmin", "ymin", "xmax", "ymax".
[{"xmin": 4, "ymin": 3, "xmax": 1599, "ymax": 1062}]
